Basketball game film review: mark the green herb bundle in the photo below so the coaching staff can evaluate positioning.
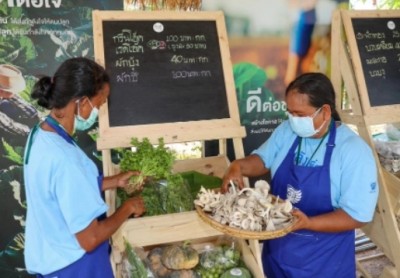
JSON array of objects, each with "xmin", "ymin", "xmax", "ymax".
[{"xmin": 119, "ymin": 137, "xmax": 175, "ymax": 194}]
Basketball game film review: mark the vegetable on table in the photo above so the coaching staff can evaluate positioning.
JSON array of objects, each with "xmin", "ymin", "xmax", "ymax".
[{"xmin": 161, "ymin": 242, "xmax": 200, "ymax": 270}]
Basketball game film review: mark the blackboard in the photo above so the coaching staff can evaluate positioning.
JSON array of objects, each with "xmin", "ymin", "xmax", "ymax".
[
  {"xmin": 352, "ymin": 17, "xmax": 400, "ymax": 107},
  {"xmin": 93, "ymin": 11, "xmax": 244, "ymax": 149},
  {"xmin": 101, "ymin": 19, "xmax": 229, "ymax": 127}
]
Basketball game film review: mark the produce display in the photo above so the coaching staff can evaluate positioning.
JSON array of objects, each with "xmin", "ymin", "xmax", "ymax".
[
  {"xmin": 117, "ymin": 137, "xmax": 194, "ymax": 216},
  {"xmin": 194, "ymin": 180, "xmax": 294, "ymax": 232},
  {"xmin": 195, "ymin": 244, "xmax": 242, "ymax": 278},
  {"xmin": 121, "ymin": 239, "xmax": 252, "ymax": 278}
]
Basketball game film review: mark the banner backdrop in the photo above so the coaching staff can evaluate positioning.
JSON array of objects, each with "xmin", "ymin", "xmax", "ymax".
[
  {"xmin": 0, "ymin": 1, "xmax": 122, "ymax": 276},
  {"xmin": 0, "ymin": 0, "xmax": 352, "ymax": 275},
  {"xmin": 202, "ymin": 0, "xmax": 346, "ymax": 163}
]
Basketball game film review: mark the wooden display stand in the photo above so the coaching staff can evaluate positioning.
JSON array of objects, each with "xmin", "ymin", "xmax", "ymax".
[
  {"xmin": 331, "ymin": 9, "xmax": 400, "ymax": 277},
  {"xmin": 92, "ymin": 10, "xmax": 264, "ymax": 277}
]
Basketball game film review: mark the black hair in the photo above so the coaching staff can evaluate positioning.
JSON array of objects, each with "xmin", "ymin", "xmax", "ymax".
[
  {"xmin": 285, "ymin": 72, "xmax": 341, "ymax": 121},
  {"xmin": 31, "ymin": 57, "xmax": 110, "ymax": 109}
]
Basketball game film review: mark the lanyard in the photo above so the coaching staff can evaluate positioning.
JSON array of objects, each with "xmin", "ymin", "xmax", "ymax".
[
  {"xmin": 24, "ymin": 124, "xmax": 38, "ymax": 165},
  {"xmin": 24, "ymin": 116, "xmax": 75, "ymax": 164},
  {"xmin": 45, "ymin": 116, "xmax": 76, "ymax": 145}
]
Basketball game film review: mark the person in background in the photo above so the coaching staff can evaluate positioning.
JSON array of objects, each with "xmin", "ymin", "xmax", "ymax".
[
  {"xmin": 221, "ymin": 72, "xmax": 379, "ymax": 277},
  {"xmin": 23, "ymin": 57, "xmax": 145, "ymax": 277},
  {"xmin": 284, "ymin": 0, "xmax": 317, "ymax": 86}
]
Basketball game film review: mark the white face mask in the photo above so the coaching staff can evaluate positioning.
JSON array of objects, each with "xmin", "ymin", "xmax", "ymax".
[
  {"xmin": 74, "ymin": 98, "xmax": 99, "ymax": 131},
  {"xmin": 288, "ymin": 107, "xmax": 325, "ymax": 138}
]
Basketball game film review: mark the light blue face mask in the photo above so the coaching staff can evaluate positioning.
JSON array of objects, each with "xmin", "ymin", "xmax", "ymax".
[
  {"xmin": 288, "ymin": 107, "xmax": 325, "ymax": 138},
  {"xmin": 74, "ymin": 98, "xmax": 99, "ymax": 131}
]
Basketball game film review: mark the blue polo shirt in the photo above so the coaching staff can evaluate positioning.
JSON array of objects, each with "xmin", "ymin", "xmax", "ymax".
[
  {"xmin": 23, "ymin": 128, "xmax": 108, "ymax": 275},
  {"xmin": 252, "ymin": 120, "xmax": 378, "ymax": 223}
]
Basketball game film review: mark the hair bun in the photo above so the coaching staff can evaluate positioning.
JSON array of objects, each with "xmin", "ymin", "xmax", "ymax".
[{"xmin": 31, "ymin": 76, "xmax": 53, "ymax": 109}]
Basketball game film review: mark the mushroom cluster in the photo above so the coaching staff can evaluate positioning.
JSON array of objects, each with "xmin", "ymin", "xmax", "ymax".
[{"xmin": 194, "ymin": 180, "xmax": 293, "ymax": 232}]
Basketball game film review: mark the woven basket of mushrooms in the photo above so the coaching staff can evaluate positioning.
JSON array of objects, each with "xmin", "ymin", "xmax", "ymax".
[{"xmin": 194, "ymin": 180, "xmax": 296, "ymax": 239}]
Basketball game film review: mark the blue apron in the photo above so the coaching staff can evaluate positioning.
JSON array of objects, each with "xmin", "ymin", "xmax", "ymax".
[
  {"xmin": 38, "ymin": 241, "xmax": 113, "ymax": 278},
  {"xmin": 262, "ymin": 121, "xmax": 355, "ymax": 278},
  {"xmin": 26, "ymin": 116, "xmax": 113, "ymax": 278}
]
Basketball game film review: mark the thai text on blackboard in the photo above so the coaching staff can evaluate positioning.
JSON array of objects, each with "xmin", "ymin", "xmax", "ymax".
[
  {"xmin": 352, "ymin": 17, "xmax": 400, "ymax": 107},
  {"xmin": 102, "ymin": 20, "xmax": 230, "ymax": 126}
]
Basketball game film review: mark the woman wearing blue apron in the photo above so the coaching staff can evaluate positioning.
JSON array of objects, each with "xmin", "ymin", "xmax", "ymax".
[
  {"xmin": 23, "ymin": 58, "xmax": 145, "ymax": 277},
  {"xmin": 222, "ymin": 73, "xmax": 379, "ymax": 277}
]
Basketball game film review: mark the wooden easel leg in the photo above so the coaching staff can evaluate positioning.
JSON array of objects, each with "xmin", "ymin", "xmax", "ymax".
[
  {"xmin": 248, "ymin": 239, "xmax": 264, "ymax": 277},
  {"xmin": 380, "ymin": 266, "xmax": 397, "ymax": 278},
  {"xmin": 356, "ymin": 260, "xmax": 373, "ymax": 278}
]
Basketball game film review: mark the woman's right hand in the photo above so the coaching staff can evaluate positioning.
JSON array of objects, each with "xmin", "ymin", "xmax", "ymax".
[
  {"xmin": 221, "ymin": 155, "xmax": 268, "ymax": 193},
  {"xmin": 221, "ymin": 161, "xmax": 244, "ymax": 193},
  {"xmin": 126, "ymin": 196, "xmax": 145, "ymax": 217}
]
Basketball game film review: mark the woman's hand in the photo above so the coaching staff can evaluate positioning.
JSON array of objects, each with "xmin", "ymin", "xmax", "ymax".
[
  {"xmin": 102, "ymin": 171, "xmax": 141, "ymax": 191},
  {"xmin": 220, "ymin": 155, "xmax": 268, "ymax": 193},
  {"xmin": 114, "ymin": 171, "xmax": 138, "ymax": 188},
  {"xmin": 290, "ymin": 209, "xmax": 311, "ymax": 231},
  {"xmin": 126, "ymin": 196, "xmax": 146, "ymax": 218},
  {"xmin": 221, "ymin": 161, "xmax": 245, "ymax": 193},
  {"xmin": 291, "ymin": 208, "xmax": 365, "ymax": 233}
]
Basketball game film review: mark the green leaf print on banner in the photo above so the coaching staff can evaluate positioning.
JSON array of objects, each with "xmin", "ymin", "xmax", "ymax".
[{"xmin": 233, "ymin": 62, "xmax": 286, "ymax": 126}]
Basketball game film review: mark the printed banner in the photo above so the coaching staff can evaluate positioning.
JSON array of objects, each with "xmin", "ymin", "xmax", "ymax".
[
  {"xmin": 0, "ymin": 1, "xmax": 122, "ymax": 276},
  {"xmin": 203, "ymin": 0, "xmax": 346, "ymax": 158}
]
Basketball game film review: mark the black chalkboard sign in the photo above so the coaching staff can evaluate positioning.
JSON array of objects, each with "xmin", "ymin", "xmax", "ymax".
[
  {"xmin": 352, "ymin": 17, "xmax": 400, "ymax": 107},
  {"xmin": 101, "ymin": 19, "xmax": 229, "ymax": 127},
  {"xmin": 93, "ymin": 11, "xmax": 244, "ymax": 149}
]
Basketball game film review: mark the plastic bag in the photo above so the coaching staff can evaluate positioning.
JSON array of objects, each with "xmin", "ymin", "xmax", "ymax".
[
  {"xmin": 121, "ymin": 239, "xmax": 154, "ymax": 278},
  {"xmin": 196, "ymin": 237, "xmax": 241, "ymax": 277},
  {"xmin": 373, "ymin": 124, "xmax": 400, "ymax": 173}
]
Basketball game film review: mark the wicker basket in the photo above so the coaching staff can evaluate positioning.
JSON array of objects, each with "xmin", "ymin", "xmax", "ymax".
[{"xmin": 195, "ymin": 205, "xmax": 297, "ymax": 240}]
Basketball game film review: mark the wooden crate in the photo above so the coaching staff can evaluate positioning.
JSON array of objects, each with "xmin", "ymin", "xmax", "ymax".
[
  {"xmin": 110, "ymin": 155, "xmax": 264, "ymax": 278},
  {"xmin": 112, "ymin": 213, "xmax": 264, "ymax": 277}
]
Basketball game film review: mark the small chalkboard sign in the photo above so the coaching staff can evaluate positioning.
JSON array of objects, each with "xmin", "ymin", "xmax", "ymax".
[
  {"xmin": 351, "ymin": 16, "xmax": 400, "ymax": 107},
  {"xmin": 341, "ymin": 10, "xmax": 400, "ymax": 115},
  {"xmin": 92, "ymin": 11, "xmax": 245, "ymax": 149}
]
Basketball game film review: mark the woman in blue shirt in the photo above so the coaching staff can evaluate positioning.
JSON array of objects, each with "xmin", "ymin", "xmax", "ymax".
[
  {"xmin": 221, "ymin": 72, "xmax": 379, "ymax": 277},
  {"xmin": 23, "ymin": 57, "xmax": 145, "ymax": 277}
]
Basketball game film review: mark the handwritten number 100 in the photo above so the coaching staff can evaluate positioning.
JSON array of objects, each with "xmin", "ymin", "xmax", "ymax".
[{"xmin": 166, "ymin": 35, "xmax": 179, "ymax": 42}]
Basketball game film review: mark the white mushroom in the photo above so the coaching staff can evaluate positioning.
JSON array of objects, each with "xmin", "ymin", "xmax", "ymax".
[{"xmin": 194, "ymin": 181, "xmax": 294, "ymax": 233}]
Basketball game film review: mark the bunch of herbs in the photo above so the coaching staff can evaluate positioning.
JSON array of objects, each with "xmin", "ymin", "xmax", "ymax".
[{"xmin": 119, "ymin": 137, "xmax": 175, "ymax": 194}]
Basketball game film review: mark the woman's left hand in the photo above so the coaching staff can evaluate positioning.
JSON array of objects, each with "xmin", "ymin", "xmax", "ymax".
[
  {"xmin": 102, "ymin": 171, "xmax": 143, "ymax": 191},
  {"xmin": 290, "ymin": 209, "xmax": 311, "ymax": 231},
  {"xmin": 114, "ymin": 171, "xmax": 140, "ymax": 188}
]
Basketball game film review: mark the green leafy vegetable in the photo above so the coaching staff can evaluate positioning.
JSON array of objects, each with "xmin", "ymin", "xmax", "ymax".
[
  {"xmin": 137, "ymin": 174, "xmax": 194, "ymax": 216},
  {"xmin": 164, "ymin": 174, "xmax": 194, "ymax": 214},
  {"xmin": 117, "ymin": 174, "xmax": 194, "ymax": 217},
  {"xmin": 119, "ymin": 137, "xmax": 175, "ymax": 193},
  {"xmin": 123, "ymin": 238, "xmax": 148, "ymax": 278}
]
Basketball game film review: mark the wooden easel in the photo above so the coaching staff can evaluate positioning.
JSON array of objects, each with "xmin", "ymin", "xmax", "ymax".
[
  {"xmin": 92, "ymin": 10, "xmax": 264, "ymax": 277},
  {"xmin": 331, "ymin": 9, "xmax": 400, "ymax": 277}
]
